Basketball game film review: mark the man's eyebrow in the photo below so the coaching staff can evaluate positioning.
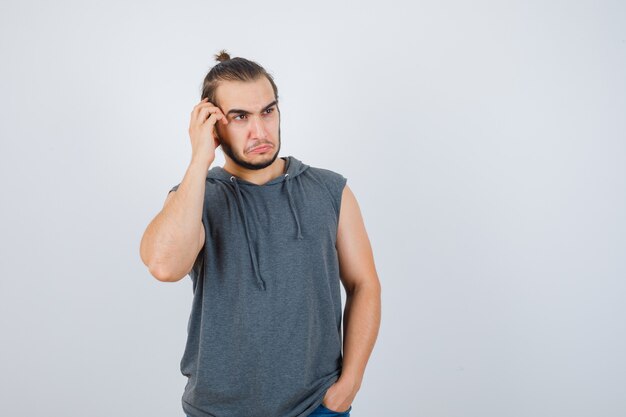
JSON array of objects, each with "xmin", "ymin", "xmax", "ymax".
[{"xmin": 226, "ymin": 100, "xmax": 278, "ymax": 116}]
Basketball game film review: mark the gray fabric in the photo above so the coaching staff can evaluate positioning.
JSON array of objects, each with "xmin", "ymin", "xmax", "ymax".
[{"xmin": 168, "ymin": 156, "xmax": 348, "ymax": 417}]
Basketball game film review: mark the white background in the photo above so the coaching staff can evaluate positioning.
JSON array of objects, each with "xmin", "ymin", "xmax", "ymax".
[{"xmin": 1, "ymin": 0, "xmax": 625, "ymax": 416}]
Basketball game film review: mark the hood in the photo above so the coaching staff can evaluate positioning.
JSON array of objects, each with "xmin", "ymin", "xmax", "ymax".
[{"xmin": 206, "ymin": 156, "xmax": 310, "ymax": 291}]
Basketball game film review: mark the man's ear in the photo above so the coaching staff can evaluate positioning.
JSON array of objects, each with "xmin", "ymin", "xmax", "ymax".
[{"xmin": 213, "ymin": 124, "xmax": 223, "ymax": 144}]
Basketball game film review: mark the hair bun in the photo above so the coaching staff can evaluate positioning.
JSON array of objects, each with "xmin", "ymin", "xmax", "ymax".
[{"xmin": 214, "ymin": 49, "xmax": 231, "ymax": 63}]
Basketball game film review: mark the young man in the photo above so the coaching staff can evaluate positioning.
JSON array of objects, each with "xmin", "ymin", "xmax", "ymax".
[{"xmin": 140, "ymin": 50, "xmax": 381, "ymax": 417}]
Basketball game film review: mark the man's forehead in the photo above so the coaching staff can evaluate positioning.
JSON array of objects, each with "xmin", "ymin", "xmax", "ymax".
[{"xmin": 216, "ymin": 78, "xmax": 276, "ymax": 111}]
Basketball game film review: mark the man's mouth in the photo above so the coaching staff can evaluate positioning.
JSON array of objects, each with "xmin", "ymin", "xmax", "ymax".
[{"xmin": 249, "ymin": 144, "xmax": 272, "ymax": 153}]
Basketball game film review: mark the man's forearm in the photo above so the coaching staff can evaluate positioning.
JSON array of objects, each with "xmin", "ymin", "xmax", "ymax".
[{"xmin": 340, "ymin": 281, "xmax": 381, "ymax": 389}]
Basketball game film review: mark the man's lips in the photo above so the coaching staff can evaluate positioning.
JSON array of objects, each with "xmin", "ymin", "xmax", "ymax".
[{"xmin": 249, "ymin": 144, "xmax": 272, "ymax": 153}]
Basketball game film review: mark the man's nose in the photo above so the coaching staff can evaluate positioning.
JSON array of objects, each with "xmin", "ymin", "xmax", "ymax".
[{"xmin": 250, "ymin": 116, "xmax": 267, "ymax": 138}]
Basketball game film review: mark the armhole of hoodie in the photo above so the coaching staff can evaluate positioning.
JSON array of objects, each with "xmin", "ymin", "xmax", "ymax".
[
  {"xmin": 331, "ymin": 173, "xmax": 348, "ymax": 222},
  {"xmin": 168, "ymin": 183, "xmax": 180, "ymax": 195}
]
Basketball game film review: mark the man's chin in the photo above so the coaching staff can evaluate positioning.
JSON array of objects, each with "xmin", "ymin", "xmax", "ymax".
[
  {"xmin": 236, "ymin": 150, "xmax": 279, "ymax": 170},
  {"xmin": 248, "ymin": 155, "xmax": 279, "ymax": 170}
]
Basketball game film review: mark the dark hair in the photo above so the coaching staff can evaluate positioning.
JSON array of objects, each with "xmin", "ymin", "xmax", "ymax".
[{"xmin": 200, "ymin": 49, "xmax": 279, "ymax": 107}]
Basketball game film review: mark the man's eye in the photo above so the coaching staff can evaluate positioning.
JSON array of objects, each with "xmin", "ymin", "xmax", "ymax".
[
  {"xmin": 234, "ymin": 114, "xmax": 246, "ymax": 120},
  {"xmin": 264, "ymin": 108, "xmax": 274, "ymax": 114}
]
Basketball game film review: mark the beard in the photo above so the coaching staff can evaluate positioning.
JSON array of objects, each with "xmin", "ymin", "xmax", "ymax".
[{"xmin": 219, "ymin": 124, "xmax": 281, "ymax": 171}]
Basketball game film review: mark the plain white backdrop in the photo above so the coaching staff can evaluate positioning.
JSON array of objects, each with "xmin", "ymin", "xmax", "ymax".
[{"xmin": 1, "ymin": 0, "xmax": 625, "ymax": 416}]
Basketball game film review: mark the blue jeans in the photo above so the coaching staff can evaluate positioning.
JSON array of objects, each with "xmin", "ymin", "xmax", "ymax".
[{"xmin": 308, "ymin": 403, "xmax": 352, "ymax": 416}]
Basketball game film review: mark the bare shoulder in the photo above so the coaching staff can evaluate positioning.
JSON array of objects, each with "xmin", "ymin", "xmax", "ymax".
[
  {"xmin": 336, "ymin": 185, "xmax": 379, "ymax": 293},
  {"xmin": 338, "ymin": 185, "xmax": 361, "ymax": 224}
]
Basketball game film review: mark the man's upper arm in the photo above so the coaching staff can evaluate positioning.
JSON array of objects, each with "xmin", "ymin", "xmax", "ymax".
[
  {"xmin": 164, "ymin": 191, "xmax": 205, "ymax": 265},
  {"xmin": 336, "ymin": 185, "xmax": 380, "ymax": 294}
]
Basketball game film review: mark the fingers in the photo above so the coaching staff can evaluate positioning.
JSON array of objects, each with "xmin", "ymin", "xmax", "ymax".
[
  {"xmin": 204, "ymin": 112, "xmax": 221, "ymax": 129},
  {"xmin": 192, "ymin": 98, "xmax": 229, "ymax": 126}
]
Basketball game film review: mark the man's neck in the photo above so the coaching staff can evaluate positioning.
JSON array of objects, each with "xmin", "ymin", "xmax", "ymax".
[{"xmin": 223, "ymin": 157, "xmax": 287, "ymax": 185}]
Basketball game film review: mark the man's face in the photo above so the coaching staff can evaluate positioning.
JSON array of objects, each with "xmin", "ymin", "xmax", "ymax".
[{"xmin": 214, "ymin": 77, "xmax": 281, "ymax": 171}]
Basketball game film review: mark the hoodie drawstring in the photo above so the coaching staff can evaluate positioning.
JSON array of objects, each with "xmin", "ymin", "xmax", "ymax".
[
  {"xmin": 228, "ymin": 171, "xmax": 304, "ymax": 291},
  {"xmin": 230, "ymin": 175, "xmax": 266, "ymax": 291},
  {"xmin": 285, "ymin": 173, "xmax": 304, "ymax": 240}
]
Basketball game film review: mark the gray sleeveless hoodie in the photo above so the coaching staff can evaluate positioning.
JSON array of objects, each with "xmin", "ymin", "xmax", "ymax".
[{"xmin": 168, "ymin": 155, "xmax": 348, "ymax": 417}]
